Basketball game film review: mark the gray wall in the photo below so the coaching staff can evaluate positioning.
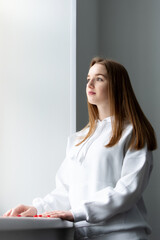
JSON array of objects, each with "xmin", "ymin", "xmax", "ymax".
[
  {"xmin": 77, "ymin": 1, "xmax": 160, "ymax": 239},
  {"xmin": 0, "ymin": 0, "xmax": 70, "ymax": 215},
  {"xmin": 76, "ymin": 0, "xmax": 99, "ymax": 130}
]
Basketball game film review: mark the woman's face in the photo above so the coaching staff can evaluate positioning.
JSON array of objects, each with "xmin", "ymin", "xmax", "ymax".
[{"xmin": 86, "ymin": 63, "xmax": 109, "ymax": 108}]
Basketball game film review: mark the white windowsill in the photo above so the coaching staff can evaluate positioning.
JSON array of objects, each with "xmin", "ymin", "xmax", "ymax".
[{"xmin": 0, "ymin": 217, "xmax": 74, "ymax": 231}]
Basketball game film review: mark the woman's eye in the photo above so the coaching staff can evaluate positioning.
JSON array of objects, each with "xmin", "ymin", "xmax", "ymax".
[
  {"xmin": 97, "ymin": 78, "xmax": 103, "ymax": 81},
  {"xmin": 86, "ymin": 77, "xmax": 103, "ymax": 84}
]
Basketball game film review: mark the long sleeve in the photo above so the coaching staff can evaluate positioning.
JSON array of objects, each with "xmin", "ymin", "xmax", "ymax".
[
  {"xmin": 71, "ymin": 144, "xmax": 153, "ymax": 223},
  {"xmin": 32, "ymin": 137, "xmax": 71, "ymax": 214}
]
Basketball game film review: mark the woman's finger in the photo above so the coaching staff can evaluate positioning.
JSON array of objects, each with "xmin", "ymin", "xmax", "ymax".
[
  {"xmin": 42, "ymin": 210, "xmax": 63, "ymax": 217},
  {"xmin": 42, "ymin": 211, "xmax": 63, "ymax": 218},
  {"xmin": 3, "ymin": 209, "xmax": 12, "ymax": 217},
  {"xmin": 43, "ymin": 211, "xmax": 74, "ymax": 221},
  {"xmin": 41, "ymin": 211, "xmax": 74, "ymax": 221},
  {"xmin": 20, "ymin": 207, "xmax": 37, "ymax": 217}
]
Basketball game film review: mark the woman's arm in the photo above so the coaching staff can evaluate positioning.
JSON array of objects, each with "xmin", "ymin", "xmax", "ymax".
[{"xmin": 70, "ymin": 145, "xmax": 153, "ymax": 223}]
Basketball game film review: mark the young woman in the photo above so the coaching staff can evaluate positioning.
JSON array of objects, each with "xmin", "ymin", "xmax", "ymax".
[{"xmin": 4, "ymin": 57, "xmax": 157, "ymax": 240}]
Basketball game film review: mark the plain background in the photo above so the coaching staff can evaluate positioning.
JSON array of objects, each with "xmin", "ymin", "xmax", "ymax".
[
  {"xmin": 0, "ymin": 0, "xmax": 71, "ymax": 214},
  {"xmin": 76, "ymin": 1, "xmax": 160, "ymax": 240}
]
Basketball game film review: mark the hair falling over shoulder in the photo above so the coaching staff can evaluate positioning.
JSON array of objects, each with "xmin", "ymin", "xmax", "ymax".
[{"xmin": 76, "ymin": 57, "xmax": 157, "ymax": 151}]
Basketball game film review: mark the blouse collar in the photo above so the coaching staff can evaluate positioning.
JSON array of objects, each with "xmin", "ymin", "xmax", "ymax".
[{"xmin": 97, "ymin": 116, "xmax": 112, "ymax": 124}]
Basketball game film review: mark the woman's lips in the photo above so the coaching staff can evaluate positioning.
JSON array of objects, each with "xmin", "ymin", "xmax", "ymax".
[{"xmin": 88, "ymin": 91, "xmax": 96, "ymax": 95}]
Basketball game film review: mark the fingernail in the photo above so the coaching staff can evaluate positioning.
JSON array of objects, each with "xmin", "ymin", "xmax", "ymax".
[
  {"xmin": 47, "ymin": 215, "xmax": 50, "ymax": 217},
  {"xmin": 38, "ymin": 215, "xmax": 42, "ymax": 217},
  {"xmin": 17, "ymin": 215, "xmax": 21, "ymax": 217},
  {"xmin": 33, "ymin": 215, "xmax": 38, "ymax": 217}
]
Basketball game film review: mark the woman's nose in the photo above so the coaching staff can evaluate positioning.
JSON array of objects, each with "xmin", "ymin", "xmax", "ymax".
[{"xmin": 88, "ymin": 79, "xmax": 95, "ymax": 87}]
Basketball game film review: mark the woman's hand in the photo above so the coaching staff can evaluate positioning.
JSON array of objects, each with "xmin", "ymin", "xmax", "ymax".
[
  {"xmin": 42, "ymin": 210, "xmax": 74, "ymax": 222},
  {"xmin": 3, "ymin": 204, "xmax": 37, "ymax": 217}
]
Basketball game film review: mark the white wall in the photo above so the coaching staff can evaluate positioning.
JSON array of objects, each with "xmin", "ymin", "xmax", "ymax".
[{"xmin": 0, "ymin": 0, "xmax": 71, "ymax": 215}]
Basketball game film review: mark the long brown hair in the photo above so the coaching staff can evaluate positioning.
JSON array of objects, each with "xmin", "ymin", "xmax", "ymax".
[{"xmin": 76, "ymin": 57, "xmax": 157, "ymax": 151}]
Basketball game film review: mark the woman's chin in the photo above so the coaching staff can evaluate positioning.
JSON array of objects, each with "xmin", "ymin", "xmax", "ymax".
[{"xmin": 88, "ymin": 100, "xmax": 97, "ymax": 105}]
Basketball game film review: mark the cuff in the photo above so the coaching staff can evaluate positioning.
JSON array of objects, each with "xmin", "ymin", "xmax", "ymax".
[{"xmin": 70, "ymin": 207, "xmax": 86, "ymax": 222}]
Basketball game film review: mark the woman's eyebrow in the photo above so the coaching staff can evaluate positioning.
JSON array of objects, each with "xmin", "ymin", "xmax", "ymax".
[{"xmin": 87, "ymin": 73, "xmax": 107, "ymax": 77}]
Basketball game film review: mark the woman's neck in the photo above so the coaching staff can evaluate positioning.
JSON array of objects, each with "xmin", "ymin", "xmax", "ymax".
[
  {"xmin": 97, "ymin": 104, "xmax": 111, "ymax": 121},
  {"xmin": 98, "ymin": 110, "xmax": 111, "ymax": 121}
]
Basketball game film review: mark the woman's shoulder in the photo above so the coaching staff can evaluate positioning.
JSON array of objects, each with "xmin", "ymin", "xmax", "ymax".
[
  {"xmin": 123, "ymin": 122, "xmax": 133, "ymax": 135},
  {"xmin": 67, "ymin": 126, "xmax": 89, "ymax": 144},
  {"xmin": 66, "ymin": 127, "xmax": 90, "ymax": 158},
  {"xmin": 119, "ymin": 122, "xmax": 134, "ymax": 146}
]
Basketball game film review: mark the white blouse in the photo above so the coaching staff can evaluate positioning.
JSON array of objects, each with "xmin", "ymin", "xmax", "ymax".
[{"xmin": 32, "ymin": 116, "xmax": 153, "ymax": 239}]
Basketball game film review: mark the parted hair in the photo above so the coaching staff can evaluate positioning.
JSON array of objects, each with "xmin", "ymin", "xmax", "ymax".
[{"xmin": 75, "ymin": 57, "xmax": 157, "ymax": 151}]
